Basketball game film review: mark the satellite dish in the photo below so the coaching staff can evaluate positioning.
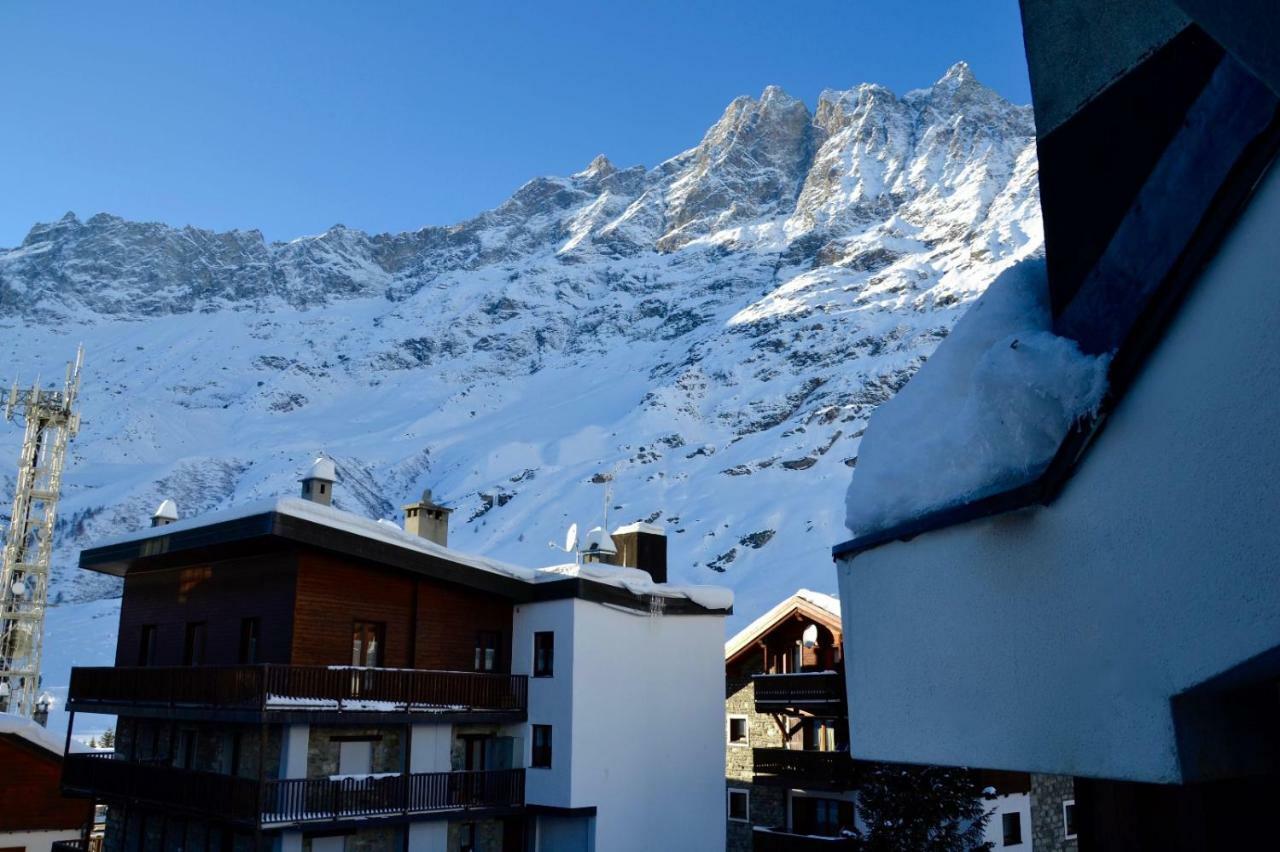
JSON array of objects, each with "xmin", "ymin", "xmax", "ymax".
[{"xmin": 565, "ymin": 523, "xmax": 579, "ymax": 552}]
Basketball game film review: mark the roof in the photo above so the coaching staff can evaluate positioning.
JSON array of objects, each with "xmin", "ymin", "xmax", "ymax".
[
  {"xmin": 303, "ymin": 456, "xmax": 336, "ymax": 482},
  {"xmin": 0, "ymin": 712, "xmax": 79, "ymax": 757},
  {"xmin": 834, "ymin": 0, "xmax": 1280, "ymax": 562},
  {"xmin": 612, "ymin": 521, "xmax": 666, "ymax": 537},
  {"xmin": 80, "ymin": 497, "xmax": 733, "ymax": 615},
  {"xmin": 725, "ymin": 588, "xmax": 841, "ymax": 662}
]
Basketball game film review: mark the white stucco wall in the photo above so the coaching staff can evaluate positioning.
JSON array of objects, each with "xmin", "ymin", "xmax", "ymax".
[
  {"xmin": 837, "ymin": 161, "xmax": 1280, "ymax": 783},
  {"xmin": 0, "ymin": 829, "xmax": 84, "ymax": 852},
  {"xmin": 513, "ymin": 598, "xmax": 575, "ymax": 806},
  {"xmin": 515, "ymin": 597, "xmax": 726, "ymax": 851},
  {"xmin": 982, "ymin": 793, "xmax": 1032, "ymax": 851}
]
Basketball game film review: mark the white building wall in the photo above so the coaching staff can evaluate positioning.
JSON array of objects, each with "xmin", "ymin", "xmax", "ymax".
[
  {"xmin": 567, "ymin": 599, "xmax": 726, "ymax": 852},
  {"xmin": 0, "ymin": 829, "xmax": 84, "ymax": 852},
  {"xmin": 837, "ymin": 159, "xmax": 1280, "ymax": 783},
  {"xmin": 512, "ymin": 598, "xmax": 575, "ymax": 806},
  {"xmin": 983, "ymin": 793, "xmax": 1032, "ymax": 851}
]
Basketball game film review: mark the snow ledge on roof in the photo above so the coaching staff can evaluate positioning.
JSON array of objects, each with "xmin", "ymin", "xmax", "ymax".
[{"xmin": 844, "ymin": 254, "xmax": 1110, "ymax": 537}]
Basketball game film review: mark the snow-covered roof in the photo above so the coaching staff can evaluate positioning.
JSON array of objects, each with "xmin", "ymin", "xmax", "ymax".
[
  {"xmin": 579, "ymin": 525, "xmax": 617, "ymax": 555},
  {"xmin": 725, "ymin": 588, "xmax": 842, "ymax": 660},
  {"xmin": 87, "ymin": 497, "xmax": 732, "ymax": 612},
  {"xmin": 152, "ymin": 498, "xmax": 178, "ymax": 520},
  {"xmin": 612, "ymin": 521, "xmax": 666, "ymax": 537},
  {"xmin": 303, "ymin": 456, "xmax": 337, "ymax": 482},
  {"xmin": 0, "ymin": 711, "xmax": 81, "ymax": 756},
  {"xmin": 843, "ymin": 256, "xmax": 1109, "ymax": 539}
]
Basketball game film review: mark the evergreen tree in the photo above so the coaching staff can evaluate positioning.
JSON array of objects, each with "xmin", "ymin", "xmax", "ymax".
[
  {"xmin": 853, "ymin": 762, "xmax": 993, "ymax": 852},
  {"xmin": 99, "ymin": 728, "xmax": 115, "ymax": 748}
]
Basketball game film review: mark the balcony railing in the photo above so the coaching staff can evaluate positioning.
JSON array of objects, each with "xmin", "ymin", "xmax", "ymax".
[
  {"xmin": 68, "ymin": 665, "xmax": 528, "ymax": 715},
  {"xmin": 63, "ymin": 754, "xmax": 525, "ymax": 828},
  {"xmin": 752, "ymin": 747, "xmax": 860, "ymax": 790},
  {"xmin": 262, "ymin": 769, "xmax": 525, "ymax": 825},
  {"xmin": 753, "ymin": 828, "xmax": 863, "ymax": 852},
  {"xmin": 752, "ymin": 671, "xmax": 846, "ymax": 713},
  {"xmin": 63, "ymin": 753, "xmax": 261, "ymax": 824}
]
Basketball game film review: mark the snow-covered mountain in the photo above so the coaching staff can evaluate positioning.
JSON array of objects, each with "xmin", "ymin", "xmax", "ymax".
[{"xmin": 0, "ymin": 62, "xmax": 1040, "ymax": 632}]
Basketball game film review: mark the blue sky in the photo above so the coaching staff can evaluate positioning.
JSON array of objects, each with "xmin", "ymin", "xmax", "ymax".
[{"xmin": 0, "ymin": 1, "xmax": 1030, "ymax": 247}]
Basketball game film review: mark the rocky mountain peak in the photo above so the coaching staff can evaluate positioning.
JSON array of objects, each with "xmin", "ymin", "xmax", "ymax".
[{"xmin": 0, "ymin": 64, "xmax": 1042, "ymax": 627}]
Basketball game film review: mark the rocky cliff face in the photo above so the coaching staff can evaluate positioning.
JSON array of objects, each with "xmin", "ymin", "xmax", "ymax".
[{"xmin": 0, "ymin": 63, "xmax": 1040, "ymax": 623}]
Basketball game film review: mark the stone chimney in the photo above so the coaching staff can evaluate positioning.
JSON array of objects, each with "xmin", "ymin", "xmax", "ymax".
[
  {"xmin": 151, "ymin": 499, "xmax": 179, "ymax": 527},
  {"xmin": 611, "ymin": 522, "xmax": 667, "ymax": 583},
  {"xmin": 403, "ymin": 488, "xmax": 452, "ymax": 546},
  {"xmin": 300, "ymin": 456, "xmax": 337, "ymax": 506}
]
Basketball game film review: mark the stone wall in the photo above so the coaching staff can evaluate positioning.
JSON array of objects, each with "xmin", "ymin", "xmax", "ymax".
[
  {"xmin": 1030, "ymin": 773, "xmax": 1078, "ymax": 852},
  {"xmin": 725, "ymin": 672, "xmax": 790, "ymax": 852},
  {"xmin": 447, "ymin": 818, "xmax": 504, "ymax": 852},
  {"xmin": 307, "ymin": 725, "xmax": 404, "ymax": 777}
]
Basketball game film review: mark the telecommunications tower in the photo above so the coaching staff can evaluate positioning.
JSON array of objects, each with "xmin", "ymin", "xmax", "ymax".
[{"xmin": 0, "ymin": 347, "xmax": 82, "ymax": 717}]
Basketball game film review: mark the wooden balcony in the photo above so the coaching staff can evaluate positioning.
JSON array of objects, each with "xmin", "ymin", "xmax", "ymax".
[
  {"xmin": 752, "ymin": 747, "xmax": 861, "ymax": 790},
  {"xmin": 752, "ymin": 671, "xmax": 846, "ymax": 715},
  {"xmin": 67, "ymin": 665, "xmax": 527, "ymax": 722},
  {"xmin": 62, "ymin": 753, "xmax": 525, "ymax": 829},
  {"xmin": 753, "ymin": 827, "xmax": 863, "ymax": 851}
]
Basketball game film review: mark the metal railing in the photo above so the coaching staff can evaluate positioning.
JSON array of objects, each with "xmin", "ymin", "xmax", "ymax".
[
  {"xmin": 62, "ymin": 754, "xmax": 261, "ymax": 825},
  {"xmin": 68, "ymin": 664, "xmax": 528, "ymax": 714},
  {"xmin": 752, "ymin": 671, "xmax": 846, "ymax": 711},
  {"xmin": 262, "ymin": 768, "xmax": 525, "ymax": 825},
  {"xmin": 63, "ymin": 753, "xmax": 525, "ymax": 828},
  {"xmin": 753, "ymin": 828, "xmax": 863, "ymax": 851},
  {"xmin": 752, "ymin": 747, "xmax": 860, "ymax": 789}
]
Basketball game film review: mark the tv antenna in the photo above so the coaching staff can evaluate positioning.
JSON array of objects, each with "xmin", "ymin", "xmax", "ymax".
[{"xmin": 0, "ymin": 346, "xmax": 83, "ymax": 718}]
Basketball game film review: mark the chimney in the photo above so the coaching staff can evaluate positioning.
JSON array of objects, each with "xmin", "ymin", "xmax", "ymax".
[
  {"xmin": 300, "ymin": 456, "xmax": 337, "ymax": 506},
  {"xmin": 403, "ymin": 488, "xmax": 452, "ymax": 546},
  {"xmin": 151, "ymin": 499, "xmax": 179, "ymax": 527},
  {"xmin": 611, "ymin": 521, "xmax": 667, "ymax": 583}
]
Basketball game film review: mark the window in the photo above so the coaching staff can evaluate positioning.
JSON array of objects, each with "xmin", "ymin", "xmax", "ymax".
[
  {"xmin": 174, "ymin": 728, "xmax": 196, "ymax": 769},
  {"xmin": 183, "ymin": 622, "xmax": 207, "ymax": 666},
  {"xmin": 337, "ymin": 739, "xmax": 373, "ymax": 776},
  {"xmin": 475, "ymin": 630, "xmax": 502, "ymax": 673},
  {"xmin": 138, "ymin": 624, "xmax": 158, "ymax": 666},
  {"xmin": 727, "ymin": 715, "xmax": 749, "ymax": 747},
  {"xmin": 459, "ymin": 822, "xmax": 476, "ymax": 852},
  {"xmin": 727, "ymin": 788, "xmax": 750, "ymax": 822},
  {"xmin": 531, "ymin": 724, "xmax": 552, "ymax": 768},
  {"xmin": 238, "ymin": 617, "xmax": 260, "ymax": 664},
  {"xmin": 533, "ymin": 631, "xmax": 554, "ymax": 677},
  {"xmin": 1063, "ymin": 800, "xmax": 1077, "ymax": 840},
  {"xmin": 791, "ymin": 796, "xmax": 854, "ymax": 837},
  {"xmin": 1002, "ymin": 811, "xmax": 1023, "ymax": 846},
  {"xmin": 351, "ymin": 621, "xmax": 385, "ymax": 667}
]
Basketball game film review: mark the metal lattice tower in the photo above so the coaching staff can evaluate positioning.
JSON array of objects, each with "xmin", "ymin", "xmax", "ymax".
[{"xmin": 0, "ymin": 346, "xmax": 82, "ymax": 717}]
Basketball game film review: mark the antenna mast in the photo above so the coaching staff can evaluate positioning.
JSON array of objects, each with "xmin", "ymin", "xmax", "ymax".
[{"xmin": 0, "ymin": 346, "xmax": 83, "ymax": 717}]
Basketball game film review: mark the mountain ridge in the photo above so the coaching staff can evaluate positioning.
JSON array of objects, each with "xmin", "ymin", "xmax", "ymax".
[{"xmin": 0, "ymin": 64, "xmax": 1041, "ymax": 629}]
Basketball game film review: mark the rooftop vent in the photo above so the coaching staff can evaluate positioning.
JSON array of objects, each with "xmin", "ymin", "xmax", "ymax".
[
  {"xmin": 403, "ymin": 488, "xmax": 452, "ymax": 546},
  {"xmin": 611, "ymin": 521, "xmax": 667, "ymax": 583},
  {"xmin": 300, "ymin": 455, "xmax": 336, "ymax": 506},
  {"xmin": 151, "ymin": 499, "xmax": 179, "ymax": 527}
]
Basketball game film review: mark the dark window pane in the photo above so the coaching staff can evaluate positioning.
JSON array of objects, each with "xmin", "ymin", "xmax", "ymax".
[
  {"xmin": 475, "ymin": 631, "xmax": 502, "ymax": 673},
  {"xmin": 238, "ymin": 618, "xmax": 260, "ymax": 664},
  {"xmin": 138, "ymin": 625, "xmax": 158, "ymax": 666},
  {"xmin": 183, "ymin": 622, "xmax": 206, "ymax": 666},
  {"xmin": 1003, "ymin": 812, "xmax": 1023, "ymax": 846},
  {"xmin": 533, "ymin": 631, "xmax": 554, "ymax": 677},
  {"xmin": 532, "ymin": 724, "xmax": 552, "ymax": 768}
]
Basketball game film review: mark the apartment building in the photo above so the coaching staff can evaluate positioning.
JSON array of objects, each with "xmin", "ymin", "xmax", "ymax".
[
  {"xmin": 61, "ymin": 463, "xmax": 731, "ymax": 852},
  {"xmin": 723, "ymin": 591, "xmax": 1037, "ymax": 851}
]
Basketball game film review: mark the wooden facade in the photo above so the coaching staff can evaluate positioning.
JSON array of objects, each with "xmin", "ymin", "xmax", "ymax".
[
  {"xmin": 113, "ymin": 546, "xmax": 515, "ymax": 673},
  {"xmin": 0, "ymin": 735, "xmax": 94, "ymax": 834}
]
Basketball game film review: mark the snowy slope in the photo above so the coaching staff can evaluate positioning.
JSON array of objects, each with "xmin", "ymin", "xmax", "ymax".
[{"xmin": 0, "ymin": 64, "xmax": 1040, "ymax": 657}]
